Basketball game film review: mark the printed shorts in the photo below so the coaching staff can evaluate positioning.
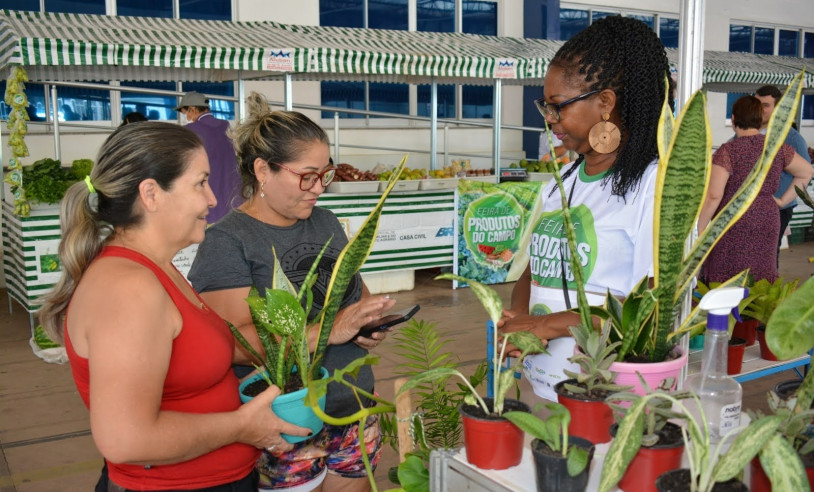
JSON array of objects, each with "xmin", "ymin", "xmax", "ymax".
[{"xmin": 257, "ymin": 412, "xmax": 383, "ymax": 489}]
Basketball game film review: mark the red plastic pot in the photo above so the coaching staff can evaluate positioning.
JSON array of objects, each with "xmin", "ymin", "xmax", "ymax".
[
  {"xmin": 459, "ymin": 398, "xmax": 529, "ymax": 470},
  {"xmin": 727, "ymin": 337, "xmax": 746, "ymax": 375},
  {"xmin": 756, "ymin": 325, "xmax": 781, "ymax": 361},
  {"xmin": 732, "ymin": 318, "xmax": 758, "ymax": 346},
  {"xmin": 612, "ymin": 423, "xmax": 685, "ymax": 492},
  {"xmin": 750, "ymin": 455, "xmax": 814, "ymax": 491},
  {"xmin": 555, "ymin": 380, "xmax": 613, "ymax": 444}
]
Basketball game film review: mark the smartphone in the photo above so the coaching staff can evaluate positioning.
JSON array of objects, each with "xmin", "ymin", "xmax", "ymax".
[{"xmin": 356, "ymin": 304, "xmax": 420, "ymax": 338}]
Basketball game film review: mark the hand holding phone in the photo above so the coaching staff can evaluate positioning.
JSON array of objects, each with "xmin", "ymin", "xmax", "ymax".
[{"xmin": 356, "ymin": 304, "xmax": 420, "ymax": 339}]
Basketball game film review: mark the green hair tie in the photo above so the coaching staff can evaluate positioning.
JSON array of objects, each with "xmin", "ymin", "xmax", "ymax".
[{"xmin": 84, "ymin": 175, "xmax": 96, "ymax": 194}]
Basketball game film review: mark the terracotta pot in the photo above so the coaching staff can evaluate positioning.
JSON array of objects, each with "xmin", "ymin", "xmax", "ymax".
[
  {"xmin": 727, "ymin": 337, "xmax": 747, "ymax": 375},
  {"xmin": 460, "ymin": 398, "xmax": 529, "ymax": 470},
  {"xmin": 555, "ymin": 380, "xmax": 613, "ymax": 444},
  {"xmin": 239, "ymin": 366, "xmax": 329, "ymax": 444},
  {"xmin": 656, "ymin": 469, "xmax": 747, "ymax": 491},
  {"xmin": 756, "ymin": 325, "xmax": 781, "ymax": 361},
  {"xmin": 732, "ymin": 318, "xmax": 759, "ymax": 346},
  {"xmin": 609, "ymin": 346, "xmax": 688, "ymax": 396},
  {"xmin": 611, "ymin": 422, "xmax": 684, "ymax": 492},
  {"xmin": 531, "ymin": 435, "xmax": 594, "ymax": 492},
  {"xmin": 750, "ymin": 455, "xmax": 814, "ymax": 491}
]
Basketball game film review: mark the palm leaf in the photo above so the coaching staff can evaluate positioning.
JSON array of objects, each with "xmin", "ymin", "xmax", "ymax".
[{"xmin": 311, "ymin": 155, "xmax": 408, "ymax": 377}]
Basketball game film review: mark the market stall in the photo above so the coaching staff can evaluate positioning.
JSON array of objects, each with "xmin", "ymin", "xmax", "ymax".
[{"xmin": 0, "ymin": 9, "xmax": 812, "ymax": 307}]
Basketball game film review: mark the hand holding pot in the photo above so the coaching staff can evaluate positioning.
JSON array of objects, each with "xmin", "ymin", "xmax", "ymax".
[{"xmin": 237, "ymin": 383, "xmax": 310, "ymax": 452}]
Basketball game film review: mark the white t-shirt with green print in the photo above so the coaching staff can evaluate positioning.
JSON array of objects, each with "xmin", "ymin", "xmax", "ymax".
[{"xmin": 522, "ymin": 159, "xmax": 658, "ymax": 401}]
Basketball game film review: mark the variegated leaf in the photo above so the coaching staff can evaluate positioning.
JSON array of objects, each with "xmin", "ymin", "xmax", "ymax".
[
  {"xmin": 435, "ymin": 273, "xmax": 503, "ymax": 324},
  {"xmin": 711, "ymin": 415, "xmax": 782, "ymax": 483},
  {"xmin": 652, "ymin": 89, "xmax": 710, "ymax": 362},
  {"xmin": 765, "ymin": 276, "xmax": 814, "ymax": 360},
  {"xmin": 598, "ymin": 396, "xmax": 647, "ymax": 492},
  {"xmin": 758, "ymin": 433, "xmax": 809, "ymax": 492}
]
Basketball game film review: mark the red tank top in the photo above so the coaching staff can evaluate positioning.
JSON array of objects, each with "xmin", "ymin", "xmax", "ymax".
[{"xmin": 64, "ymin": 246, "xmax": 259, "ymax": 490}]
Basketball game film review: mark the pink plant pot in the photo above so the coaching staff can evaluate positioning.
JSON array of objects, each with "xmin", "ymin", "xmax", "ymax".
[{"xmin": 609, "ymin": 347, "xmax": 688, "ymax": 396}]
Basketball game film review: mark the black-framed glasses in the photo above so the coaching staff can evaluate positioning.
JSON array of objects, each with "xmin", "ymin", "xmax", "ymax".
[
  {"xmin": 271, "ymin": 162, "xmax": 336, "ymax": 191},
  {"xmin": 534, "ymin": 90, "xmax": 601, "ymax": 122}
]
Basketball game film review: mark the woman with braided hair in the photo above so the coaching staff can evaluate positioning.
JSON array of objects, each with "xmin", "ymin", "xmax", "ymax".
[{"xmin": 498, "ymin": 16, "xmax": 673, "ymax": 401}]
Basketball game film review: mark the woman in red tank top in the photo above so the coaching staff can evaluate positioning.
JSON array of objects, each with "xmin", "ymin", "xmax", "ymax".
[{"xmin": 38, "ymin": 122, "xmax": 309, "ymax": 491}]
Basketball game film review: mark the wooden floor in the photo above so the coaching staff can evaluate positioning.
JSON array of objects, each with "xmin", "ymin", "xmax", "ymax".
[{"xmin": 1, "ymin": 242, "xmax": 813, "ymax": 492}]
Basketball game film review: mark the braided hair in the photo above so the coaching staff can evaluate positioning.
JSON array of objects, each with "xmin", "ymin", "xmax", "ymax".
[{"xmin": 551, "ymin": 16, "xmax": 674, "ymax": 198}]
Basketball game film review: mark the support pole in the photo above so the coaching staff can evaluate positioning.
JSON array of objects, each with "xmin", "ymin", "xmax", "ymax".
[
  {"xmin": 492, "ymin": 80, "xmax": 502, "ymax": 174},
  {"xmin": 394, "ymin": 378, "xmax": 413, "ymax": 463},
  {"xmin": 430, "ymin": 77, "xmax": 438, "ymax": 170},
  {"xmin": 284, "ymin": 73, "xmax": 293, "ymax": 111},
  {"xmin": 50, "ymin": 85, "xmax": 61, "ymax": 161}
]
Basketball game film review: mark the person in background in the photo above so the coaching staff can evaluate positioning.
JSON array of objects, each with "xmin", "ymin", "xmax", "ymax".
[
  {"xmin": 120, "ymin": 111, "xmax": 147, "ymax": 126},
  {"xmin": 498, "ymin": 16, "xmax": 670, "ymax": 401},
  {"xmin": 188, "ymin": 92, "xmax": 394, "ymax": 492},
  {"xmin": 175, "ymin": 91, "xmax": 243, "ymax": 224},
  {"xmin": 36, "ymin": 122, "xmax": 307, "ymax": 491},
  {"xmin": 699, "ymin": 95, "xmax": 813, "ymax": 283},
  {"xmin": 754, "ymin": 85, "xmax": 813, "ymax": 264}
]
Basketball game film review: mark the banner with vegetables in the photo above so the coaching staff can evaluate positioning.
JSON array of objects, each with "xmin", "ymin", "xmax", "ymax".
[{"xmin": 455, "ymin": 179, "xmax": 543, "ymax": 286}]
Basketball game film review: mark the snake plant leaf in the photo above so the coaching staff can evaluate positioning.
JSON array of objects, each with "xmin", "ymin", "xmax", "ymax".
[
  {"xmin": 656, "ymin": 75, "xmax": 675, "ymax": 163},
  {"xmin": 435, "ymin": 273, "xmax": 503, "ymax": 324},
  {"xmin": 270, "ymin": 246, "xmax": 297, "ymax": 296},
  {"xmin": 312, "ymin": 155, "xmax": 408, "ymax": 377},
  {"xmin": 227, "ymin": 321, "xmax": 265, "ymax": 368},
  {"xmin": 297, "ymin": 238, "xmax": 332, "ymax": 303},
  {"xmin": 758, "ymin": 433, "xmax": 809, "ymax": 492},
  {"xmin": 765, "ymin": 276, "xmax": 814, "ymax": 360},
  {"xmin": 710, "ymin": 415, "xmax": 782, "ymax": 483},
  {"xmin": 795, "ymin": 184, "xmax": 814, "ymax": 209},
  {"xmin": 598, "ymin": 396, "xmax": 646, "ymax": 492},
  {"xmin": 671, "ymin": 270, "xmax": 750, "ymax": 340},
  {"xmin": 676, "ymin": 70, "xmax": 805, "ymax": 300},
  {"xmin": 651, "ymin": 89, "xmax": 711, "ymax": 362}
]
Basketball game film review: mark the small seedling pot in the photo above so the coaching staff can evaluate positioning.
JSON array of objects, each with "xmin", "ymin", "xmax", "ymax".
[
  {"xmin": 727, "ymin": 337, "xmax": 747, "ymax": 375},
  {"xmin": 530, "ymin": 435, "xmax": 594, "ymax": 492},
  {"xmin": 555, "ymin": 380, "xmax": 613, "ymax": 444}
]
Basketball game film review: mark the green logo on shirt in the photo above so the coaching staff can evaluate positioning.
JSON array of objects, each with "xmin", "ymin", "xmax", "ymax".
[{"xmin": 528, "ymin": 204, "xmax": 597, "ymax": 288}]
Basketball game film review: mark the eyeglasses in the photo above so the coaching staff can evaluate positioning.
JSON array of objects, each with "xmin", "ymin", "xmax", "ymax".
[
  {"xmin": 534, "ymin": 90, "xmax": 601, "ymax": 122},
  {"xmin": 271, "ymin": 162, "xmax": 336, "ymax": 191}
]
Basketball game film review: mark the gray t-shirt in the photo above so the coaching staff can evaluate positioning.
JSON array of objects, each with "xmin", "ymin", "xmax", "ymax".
[{"xmin": 188, "ymin": 207, "xmax": 371, "ymax": 418}]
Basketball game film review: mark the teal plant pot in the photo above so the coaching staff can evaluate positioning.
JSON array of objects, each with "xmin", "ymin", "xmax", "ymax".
[
  {"xmin": 689, "ymin": 334, "xmax": 705, "ymax": 350},
  {"xmin": 239, "ymin": 366, "xmax": 329, "ymax": 444}
]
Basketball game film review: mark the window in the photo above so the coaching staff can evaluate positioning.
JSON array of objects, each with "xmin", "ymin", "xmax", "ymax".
[
  {"xmin": 728, "ymin": 24, "xmax": 814, "ymax": 121},
  {"xmin": 121, "ymin": 81, "xmax": 176, "ymax": 120},
  {"xmin": 179, "ymin": 0, "xmax": 230, "ymax": 20},
  {"xmin": 558, "ymin": 8, "xmax": 674, "ymax": 47},
  {"xmin": 118, "ymin": 0, "xmax": 172, "ymax": 18},
  {"xmin": 6, "ymin": 0, "xmax": 39, "ymax": 10},
  {"xmin": 659, "ymin": 17, "xmax": 679, "ymax": 49},
  {"xmin": 778, "ymin": 29, "xmax": 799, "ymax": 57},
  {"xmin": 417, "ymin": 84, "xmax": 455, "ymax": 118},
  {"xmin": 45, "ymin": 0, "xmax": 105, "ymax": 14},
  {"xmin": 320, "ymin": 0, "xmax": 496, "ymax": 120}
]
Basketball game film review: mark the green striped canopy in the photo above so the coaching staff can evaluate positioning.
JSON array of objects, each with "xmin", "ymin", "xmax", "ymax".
[
  {"xmin": 0, "ymin": 9, "xmax": 557, "ymax": 86},
  {"xmin": 0, "ymin": 9, "xmax": 811, "ymax": 91}
]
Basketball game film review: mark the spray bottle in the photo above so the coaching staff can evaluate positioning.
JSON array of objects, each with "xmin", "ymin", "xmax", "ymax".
[{"xmin": 684, "ymin": 286, "xmax": 747, "ymax": 442}]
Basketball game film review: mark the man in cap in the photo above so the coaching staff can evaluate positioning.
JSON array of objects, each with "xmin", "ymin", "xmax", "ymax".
[{"xmin": 175, "ymin": 91, "xmax": 242, "ymax": 223}]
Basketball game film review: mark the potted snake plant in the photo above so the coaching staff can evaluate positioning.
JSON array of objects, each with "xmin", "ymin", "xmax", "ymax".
[
  {"xmin": 584, "ymin": 71, "xmax": 808, "ymax": 394},
  {"xmin": 234, "ymin": 156, "xmax": 408, "ymax": 444}
]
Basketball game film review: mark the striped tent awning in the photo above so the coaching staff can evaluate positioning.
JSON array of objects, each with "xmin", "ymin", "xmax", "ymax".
[
  {"xmin": 0, "ymin": 9, "xmax": 811, "ymax": 91},
  {"xmin": 0, "ymin": 9, "xmax": 558, "ymax": 86}
]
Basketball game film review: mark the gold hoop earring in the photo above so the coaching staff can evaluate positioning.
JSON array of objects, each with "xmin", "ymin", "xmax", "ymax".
[
  {"xmin": 260, "ymin": 181, "xmax": 265, "ymax": 199},
  {"xmin": 588, "ymin": 112, "xmax": 621, "ymax": 154}
]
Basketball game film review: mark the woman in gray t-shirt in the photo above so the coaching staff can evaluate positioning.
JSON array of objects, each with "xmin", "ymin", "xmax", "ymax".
[{"xmin": 188, "ymin": 92, "xmax": 394, "ymax": 492}]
